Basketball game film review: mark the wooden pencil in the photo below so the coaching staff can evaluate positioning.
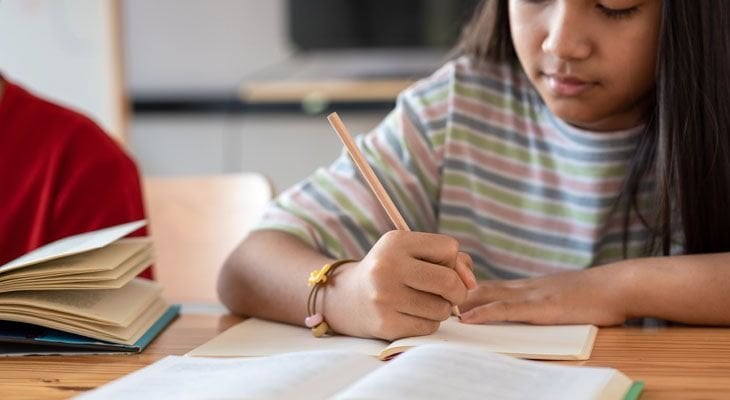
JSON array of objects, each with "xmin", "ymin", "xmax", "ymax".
[{"xmin": 327, "ymin": 112, "xmax": 461, "ymax": 317}]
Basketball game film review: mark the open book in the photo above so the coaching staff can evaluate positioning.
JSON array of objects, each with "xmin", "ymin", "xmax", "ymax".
[
  {"xmin": 0, "ymin": 221, "xmax": 179, "ymax": 355},
  {"xmin": 78, "ymin": 344, "xmax": 643, "ymax": 400},
  {"xmin": 188, "ymin": 317, "xmax": 598, "ymax": 361}
]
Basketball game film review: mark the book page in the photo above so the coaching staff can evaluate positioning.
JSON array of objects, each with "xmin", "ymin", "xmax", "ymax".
[
  {"xmin": 187, "ymin": 317, "xmax": 387, "ymax": 357},
  {"xmin": 0, "ymin": 296, "xmax": 168, "ymax": 344},
  {"xmin": 336, "ymin": 344, "xmax": 627, "ymax": 400},
  {"xmin": 0, "ymin": 246, "xmax": 153, "ymax": 293},
  {"xmin": 383, "ymin": 317, "xmax": 597, "ymax": 360},
  {"xmin": 0, "ymin": 220, "xmax": 146, "ymax": 273},
  {"xmin": 0, "ymin": 278, "xmax": 162, "ymax": 327},
  {"xmin": 0, "ymin": 239, "xmax": 151, "ymax": 283},
  {"xmin": 77, "ymin": 352, "xmax": 382, "ymax": 400}
]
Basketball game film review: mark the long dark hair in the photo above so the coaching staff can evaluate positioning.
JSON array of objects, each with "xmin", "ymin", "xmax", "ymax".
[{"xmin": 457, "ymin": 0, "xmax": 730, "ymax": 256}]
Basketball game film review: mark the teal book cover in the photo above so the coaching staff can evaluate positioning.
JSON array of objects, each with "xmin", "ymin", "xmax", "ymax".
[{"xmin": 0, "ymin": 304, "xmax": 180, "ymax": 356}]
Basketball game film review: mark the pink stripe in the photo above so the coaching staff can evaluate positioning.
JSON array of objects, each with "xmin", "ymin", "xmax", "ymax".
[
  {"xmin": 453, "ymin": 96, "xmax": 584, "ymax": 150},
  {"xmin": 327, "ymin": 173, "xmax": 395, "ymax": 235},
  {"xmin": 417, "ymin": 101, "xmax": 449, "ymax": 121},
  {"xmin": 284, "ymin": 189, "xmax": 365, "ymax": 257},
  {"xmin": 397, "ymin": 109, "xmax": 440, "ymax": 186},
  {"xmin": 367, "ymin": 133, "xmax": 435, "ymax": 229},
  {"xmin": 443, "ymin": 184, "xmax": 647, "ymax": 235},
  {"xmin": 453, "ymin": 235, "xmax": 574, "ymax": 275},
  {"xmin": 445, "ymin": 141, "xmax": 625, "ymax": 193},
  {"xmin": 442, "ymin": 186, "xmax": 598, "ymax": 237}
]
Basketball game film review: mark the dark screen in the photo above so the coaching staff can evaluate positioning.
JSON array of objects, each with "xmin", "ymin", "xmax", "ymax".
[{"xmin": 288, "ymin": 0, "xmax": 482, "ymax": 50}]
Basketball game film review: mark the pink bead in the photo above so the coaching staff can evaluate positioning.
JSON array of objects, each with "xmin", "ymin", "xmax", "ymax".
[{"xmin": 305, "ymin": 313, "xmax": 324, "ymax": 328}]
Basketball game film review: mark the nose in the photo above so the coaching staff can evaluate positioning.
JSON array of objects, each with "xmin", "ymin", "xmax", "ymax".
[{"xmin": 541, "ymin": 5, "xmax": 592, "ymax": 61}]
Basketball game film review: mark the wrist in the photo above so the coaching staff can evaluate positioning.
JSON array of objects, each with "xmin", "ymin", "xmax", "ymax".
[
  {"xmin": 314, "ymin": 259, "xmax": 367, "ymax": 337},
  {"xmin": 609, "ymin": 259, "xmax": 645, "ymax": 320}
]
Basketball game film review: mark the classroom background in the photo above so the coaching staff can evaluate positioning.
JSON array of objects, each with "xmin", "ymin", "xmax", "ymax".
[
  {"xmin": 0, "ymin": 0, "xmax": 478, "ymax": 305},
  {"xmin": 0, "ymin": 0, "xmax": 479, "ymax": 190}
]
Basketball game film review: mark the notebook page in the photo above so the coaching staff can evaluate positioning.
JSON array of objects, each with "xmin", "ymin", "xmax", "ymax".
[
  {"xmin": 336, "ymin": 344, "xmax": 621, "ymax": 400},
  {"xmin": 77, "ymin": 352, "xmax": 382, "ymax": 400},
  {"xmin": 187, "ymin": 317, "xmax": 388, "ymax": 357},
  {"xmin": 384, "ymin": 317, "xmax": 597, "ymax": 360}
]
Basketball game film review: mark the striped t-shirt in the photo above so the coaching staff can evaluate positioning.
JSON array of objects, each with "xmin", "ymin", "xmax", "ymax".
[{"xmin": 256, "ymin": 56, "xmax": 666, "ymax": 279}]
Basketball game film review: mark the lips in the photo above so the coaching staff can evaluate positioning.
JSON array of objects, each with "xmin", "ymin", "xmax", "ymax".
[{"xmin": 542, "ymin": 73, "xmax": 596, "ymax": 97}]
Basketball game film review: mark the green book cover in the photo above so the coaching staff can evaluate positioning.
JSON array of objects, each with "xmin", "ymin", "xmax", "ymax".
[{"xmin": 624, "ymin": 381, "xmax": 644, "ymax": 400}]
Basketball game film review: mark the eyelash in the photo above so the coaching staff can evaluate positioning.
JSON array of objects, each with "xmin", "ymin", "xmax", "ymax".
[
  {"xmin": 519, "ymin": 1, "xmax": 640, "ymax": 20},
  {"xmin": 597, "ymin": 4, "xmax": 639, "ymax": 19}
]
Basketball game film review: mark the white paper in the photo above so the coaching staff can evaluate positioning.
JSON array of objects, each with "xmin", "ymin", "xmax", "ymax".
[
  {"xmin": 186, "ymin": 317, "xmax": 388, "ymax": 357},
  {"xmin": 76, "ymin": 344, "xmax": 626, "ymax": 400},
  {"xmin": 75, "ymin": 351, "xmax": 381, "ymax": 400},
  {"xmin": 336, "ymin": 344, "xmax": 617, "ymax": 400},
  {"xmin": 0, "ymin": 220, "xmax": 146, "ymax": 273}
]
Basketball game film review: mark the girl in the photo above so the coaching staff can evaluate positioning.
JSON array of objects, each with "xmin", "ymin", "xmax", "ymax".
[{"xmin": 218, "ymin": 0, "xmax": 730, "ymax": 340}]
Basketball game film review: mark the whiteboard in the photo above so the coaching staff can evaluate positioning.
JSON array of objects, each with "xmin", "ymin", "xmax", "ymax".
[{"xmin": 0, "ymin": 0, "xmax": 125, "ymax": 141}]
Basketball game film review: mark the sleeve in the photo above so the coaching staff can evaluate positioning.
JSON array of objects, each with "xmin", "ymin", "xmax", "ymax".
[
  {"xmin": 255, "ymin": 65, "xmax": 456, "ymax": 260},
  {"xmin": 50, "ymin": 120, "xmax": 153, "ymax": 278}
]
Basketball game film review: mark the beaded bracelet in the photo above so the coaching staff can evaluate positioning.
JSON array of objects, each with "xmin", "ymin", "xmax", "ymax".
[{"xmin": 305, "ymin": 259, "xmax": 357, "ymax": 337}]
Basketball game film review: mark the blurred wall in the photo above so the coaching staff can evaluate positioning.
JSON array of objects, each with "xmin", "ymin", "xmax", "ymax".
[
  {"xmin": 123, "ymin": 0, "xmax": 291, "ymax": 97},
  {"xmin": 0, "ymin": 0, "xmax": 126, "ymax": 141}
]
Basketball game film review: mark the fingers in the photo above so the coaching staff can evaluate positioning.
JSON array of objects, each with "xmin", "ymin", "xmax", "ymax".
[
  {"xmin": 459, "ymin": 279, "xmax": 527, "ymax": 311},
  {"xmin": 400, "ymin": 261, "xmax": 468, "ymax": 305},
  {"xmin": 374, "ymin": 312, "xmax": 440, "ymax": 341},
  {"xmin": 396, "ymin": 287, "xmax": 453, "ymax": 322},
  {"xmin": 381, "ymin": 230, "xmax": 461, "ymax": 268},
  {"xmin": 379, "ymin": 231, "xmax": 476, "ymax": 293},
  {"xmin": 456, "ymin": 251, "xmax": 477, "ymax": 289},
  {"xmin": 459, "ymin": 300, "xmax": 524, "ymax": 323}
]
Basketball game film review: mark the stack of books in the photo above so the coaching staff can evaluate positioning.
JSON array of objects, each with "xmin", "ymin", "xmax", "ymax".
[{"xmin": 0, "ymin": 221, "xmax": 179, "ymax": 355}]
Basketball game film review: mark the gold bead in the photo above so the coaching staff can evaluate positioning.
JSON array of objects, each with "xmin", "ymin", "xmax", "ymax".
[{"xmin": 312, "ymin": 321, "xmax": 330, "ymax": 337}]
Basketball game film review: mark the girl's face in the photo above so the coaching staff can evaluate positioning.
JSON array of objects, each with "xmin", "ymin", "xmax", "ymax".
[{"xmin": 509, "ymin": 0, "xmax": 662, "ymax": 131}]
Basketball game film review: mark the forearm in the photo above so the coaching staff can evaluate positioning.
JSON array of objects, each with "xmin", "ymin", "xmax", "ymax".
[
  {"xmin": 618, "ymin": 252, "xmax": 730, "ymax": 325},
  {"xmin": 217, "ymin": 230, "xmax": 334, "ymax": 326}
]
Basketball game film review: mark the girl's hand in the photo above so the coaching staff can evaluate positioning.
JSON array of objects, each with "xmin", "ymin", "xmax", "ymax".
[
  {"xmin": 459, "ymin": 266, "xmax": 631, "ymax": 326},
  {"xmin": 326, "ymin": 230, "xmax": 476, "ymax": 341}
]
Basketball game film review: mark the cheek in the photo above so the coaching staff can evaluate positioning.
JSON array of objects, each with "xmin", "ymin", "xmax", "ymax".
[
  {"xmin": 607, "ymin": 34, "xmax": 658, "ymax": 96},
  {"xmin": 509, "ymin": 20, "xmax": 540, "ymax": 69}
]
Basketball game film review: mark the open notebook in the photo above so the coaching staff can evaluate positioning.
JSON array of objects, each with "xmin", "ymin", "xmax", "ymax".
[
  {"xmin": 79, "ymin": 344, "xmax": 642, "ymax": 400},
  {"xmin": 0, "ymin": 221, "xmax": 179, "ymax": 355},
  {"xmin": 187, "ymin": 317, "xmax": 598, "ymax": 361}
]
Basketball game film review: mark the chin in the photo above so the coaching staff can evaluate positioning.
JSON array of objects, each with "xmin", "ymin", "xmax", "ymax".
[{"xmin": 546, "ymin": 102, "xmax": 602, "ymax": 128}]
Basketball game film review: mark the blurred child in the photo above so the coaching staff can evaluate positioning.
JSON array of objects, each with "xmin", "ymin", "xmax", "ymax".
[{"xmin": 0, "ymin": 76, "xmax": 152, "ymax": 278}]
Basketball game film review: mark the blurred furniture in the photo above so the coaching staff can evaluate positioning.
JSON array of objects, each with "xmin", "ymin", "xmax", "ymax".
[{"xmin": 143, "ymin": 174, "xmax": 273, "ymax": 303}]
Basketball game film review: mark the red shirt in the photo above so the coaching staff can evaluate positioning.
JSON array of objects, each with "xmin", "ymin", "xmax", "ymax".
[{"xmin": 0, "ymin": 77, "xmax": 153, "ymax": 279}]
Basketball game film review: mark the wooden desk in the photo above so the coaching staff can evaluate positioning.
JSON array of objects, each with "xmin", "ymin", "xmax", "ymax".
[{"xmin": 2, "ymin": 314, "xmax": 729, "ymax": 399}]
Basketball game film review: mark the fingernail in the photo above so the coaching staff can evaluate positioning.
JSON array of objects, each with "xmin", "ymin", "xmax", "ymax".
[{"xmin": 459, "ymin": 311, "xmax": 472, "ymax": 322}]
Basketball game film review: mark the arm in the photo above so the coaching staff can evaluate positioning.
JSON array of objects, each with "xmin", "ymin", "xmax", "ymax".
[
  {"xmin": 459, "ymin": 252, "xmax": 730, "ymax": 326},
  {"xmin": 218, "ymin": 229, "xmax": 476, "ymax": 341}
]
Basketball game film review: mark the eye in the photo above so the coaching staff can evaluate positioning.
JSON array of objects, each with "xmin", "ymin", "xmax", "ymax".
[{"xmin": 597, "ymin": 4, "xmax": 639, "ymax": 19}]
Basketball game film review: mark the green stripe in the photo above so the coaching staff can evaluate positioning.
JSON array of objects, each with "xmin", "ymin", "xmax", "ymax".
[
  {"xmin": 450, "ymin": 128, "xmax": 628, "ymax": 178},
  {"xmin": 385, "ymin": 115, "xmax": 439, "ymax": 202},
  {"xmin": 443, "ymin": 172, "xmax": 606, "ymax": 225},
  {"xmin": 275, "ymin": 200, "xmax": 346, "ymax": 258},
  {"xmin": 442, "ymin": 218, "xmax": 591, "ymax": 266},
  {"xmin": 454, "ymin": 82, "xmax": 536, "ymax": 122},
  {"xmin": 315, "ymin": 174, "xmax": 382, "ymax": 242},
  {"xmin": 413, "ymin": 86, "xmax": 450, "ymax": 108},
  {"xmin": 365, "ymin": 141, "xmax": 429, "ymax": 231},
  {"xmin": 595, "ymin": 242, "xmax": 649, "ymax": 261}
]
